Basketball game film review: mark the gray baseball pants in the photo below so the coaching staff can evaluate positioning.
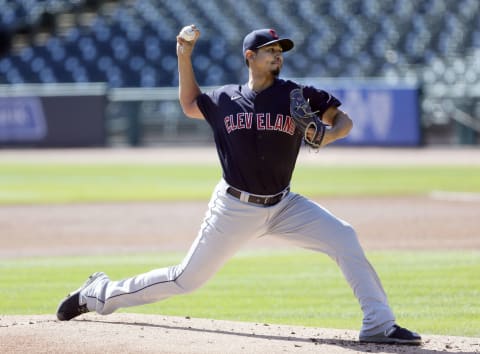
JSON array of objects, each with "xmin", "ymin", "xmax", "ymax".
[{"xmin": 81, "ymin": 179, "xmax": 395, "ymax": 336}]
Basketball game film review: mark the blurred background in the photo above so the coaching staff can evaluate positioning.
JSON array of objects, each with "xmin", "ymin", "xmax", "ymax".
[{"xmin": 0, "ymin": 0, "xmax": 479, "ymax": 148}]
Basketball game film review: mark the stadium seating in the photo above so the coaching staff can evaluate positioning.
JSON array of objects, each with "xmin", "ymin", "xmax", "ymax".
[{"xmin": 0, "ymin": 0, "xmax": 479, "ymax": 90}]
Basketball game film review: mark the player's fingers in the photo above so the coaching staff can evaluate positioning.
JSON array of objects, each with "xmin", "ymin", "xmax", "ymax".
[
  {"xmin": 176, "ymin": 32, "xmax": 200, "ymax": 57},
  {"xmin": 176, "ymin": 36, "xmax": 186, "ymax": 45},
  {"xmin": 176, "ymin": 31, "xmax": 200, "ymax": 45},
  {"xmin": 187, "ymin": 24, "xmax": 200, "ymax": 40},
  {"xmin": 192, "ymin": 27, "xmax": 200, "ymax": 41}
]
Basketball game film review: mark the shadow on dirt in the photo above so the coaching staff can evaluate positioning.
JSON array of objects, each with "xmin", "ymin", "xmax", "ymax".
[{"xmin": 83, "ymin": 319, "xmax": 474, "ymax": 354}]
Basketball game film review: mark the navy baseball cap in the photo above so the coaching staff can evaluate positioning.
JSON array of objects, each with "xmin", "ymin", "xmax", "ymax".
[{"xmin": 242, "ymin": 28, "xmax": 294, "ymax": 55}]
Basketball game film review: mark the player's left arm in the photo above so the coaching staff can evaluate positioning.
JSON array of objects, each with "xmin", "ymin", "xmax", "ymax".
[{"xmin": 319, "ymin": 106, "xmax": 353, "ymax": 146}]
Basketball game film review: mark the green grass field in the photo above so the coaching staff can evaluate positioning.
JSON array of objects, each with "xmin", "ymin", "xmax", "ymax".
[
  {"xmin": 1, "ymin": 162, "xmax": 479, "ymax": 337},
  {"xmin": 0, "ymin": 250, "xmax": 479, "ymax": 337},
  {"xmin": 0, "ymin": 163, "xmax": 479, "ymax": 203}
]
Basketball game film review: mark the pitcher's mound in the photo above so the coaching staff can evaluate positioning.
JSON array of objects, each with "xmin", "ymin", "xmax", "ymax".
[{"xmin": 0, "ymin": 314, "xmax": 478, "ymax": 353}]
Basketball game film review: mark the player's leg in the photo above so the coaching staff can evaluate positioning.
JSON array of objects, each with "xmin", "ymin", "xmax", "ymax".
[
  {"xmin": 268, "ymin": 193, "xmax": 395, "ymax": 336},
  {"xmin": 62, "ymin": 180, "xmax": 267, "ymax": 317}
]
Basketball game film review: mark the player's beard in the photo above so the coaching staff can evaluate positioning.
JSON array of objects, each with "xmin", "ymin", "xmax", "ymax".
[{"xmin": 271, "ymin": 61, "xmax": 282, "ymax": 77}]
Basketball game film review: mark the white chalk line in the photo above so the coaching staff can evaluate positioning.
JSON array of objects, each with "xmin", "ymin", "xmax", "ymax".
[{"xmin": 429, "ymin": 190, "xmax": 480, "ymax": 202}]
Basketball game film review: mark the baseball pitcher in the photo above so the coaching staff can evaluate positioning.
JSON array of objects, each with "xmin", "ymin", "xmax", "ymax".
[{"xmin": 57, "ymin": 26, "xmax": 422, "ymax": 345}]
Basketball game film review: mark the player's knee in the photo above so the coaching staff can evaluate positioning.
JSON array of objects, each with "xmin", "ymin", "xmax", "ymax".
[
  {"xmin": 175, "ymin": 272, "xmax": 209, "ymax": 294},
  {"xmin": 328, "ymin": 224, "xmax": 366, "ymax": 263},
  {"xmin": 176, "ymin": 278, "xmax": 207, "ymax": 294},
  {"xmin": 339, "ymin": 221, "xmax": 356, "ymax": 239},
  {"xmin": 338, "ymin": 223, "xmax": 362, "ymax": 248}
]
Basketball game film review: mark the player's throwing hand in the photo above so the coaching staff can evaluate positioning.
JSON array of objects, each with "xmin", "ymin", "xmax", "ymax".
[{"xmin": 176, "ymin": 24, "xmax": 199, "ymax": 56}]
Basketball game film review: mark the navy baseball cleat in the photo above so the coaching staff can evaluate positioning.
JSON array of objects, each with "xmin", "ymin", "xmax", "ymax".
[
  {"xmin": 56, "ymin": 272, "xmax": 105, "ymax": 321},
  {"xmin": 359, "ymin": 324, "xmax": 422, "ymax": 345}
]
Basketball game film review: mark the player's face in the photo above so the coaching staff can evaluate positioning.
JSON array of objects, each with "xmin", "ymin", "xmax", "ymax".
[{"xmin": 255, "ymin": 44, "xmax": 283, "ymax": 76}]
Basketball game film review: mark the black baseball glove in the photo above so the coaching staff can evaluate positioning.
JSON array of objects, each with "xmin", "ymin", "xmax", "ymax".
[{"xmin": 289, "ymin": 88, "xmax": 326, "ymax": 148}]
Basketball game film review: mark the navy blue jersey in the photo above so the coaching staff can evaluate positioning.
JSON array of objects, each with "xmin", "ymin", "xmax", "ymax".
[{"xmin": 197, "ymin": 78, "xmax": 341, "ymax": 195}]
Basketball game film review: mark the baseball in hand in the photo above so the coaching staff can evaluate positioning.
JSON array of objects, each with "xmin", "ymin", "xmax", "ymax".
[{"xmin": 179, "ymin": 25, "xmax": 196, "ymax": 41}]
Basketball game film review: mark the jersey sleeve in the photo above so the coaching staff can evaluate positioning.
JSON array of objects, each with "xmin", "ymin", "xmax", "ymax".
[
  {"xmin": 196, "ymin": 90, "xmax": 219, "ymax": 126},
  {"xmin": 302, "ymin": 86, "xmax": 341, "ymax": 117}
]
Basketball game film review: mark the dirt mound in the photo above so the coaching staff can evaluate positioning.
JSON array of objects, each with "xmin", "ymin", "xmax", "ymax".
[{"xmin": 1, "ymin": 314, "xmax": 478, "ymax": 354}]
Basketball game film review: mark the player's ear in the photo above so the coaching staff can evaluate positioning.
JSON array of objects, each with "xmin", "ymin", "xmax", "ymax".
[{"xmin": 245, "ymin": 50, "xmax": 256, "ymax": 64}]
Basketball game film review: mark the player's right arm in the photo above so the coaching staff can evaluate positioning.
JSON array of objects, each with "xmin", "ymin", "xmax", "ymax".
[{"xmin": 177, "ymin": 26, "xmax": 204, "ymax": 120}]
